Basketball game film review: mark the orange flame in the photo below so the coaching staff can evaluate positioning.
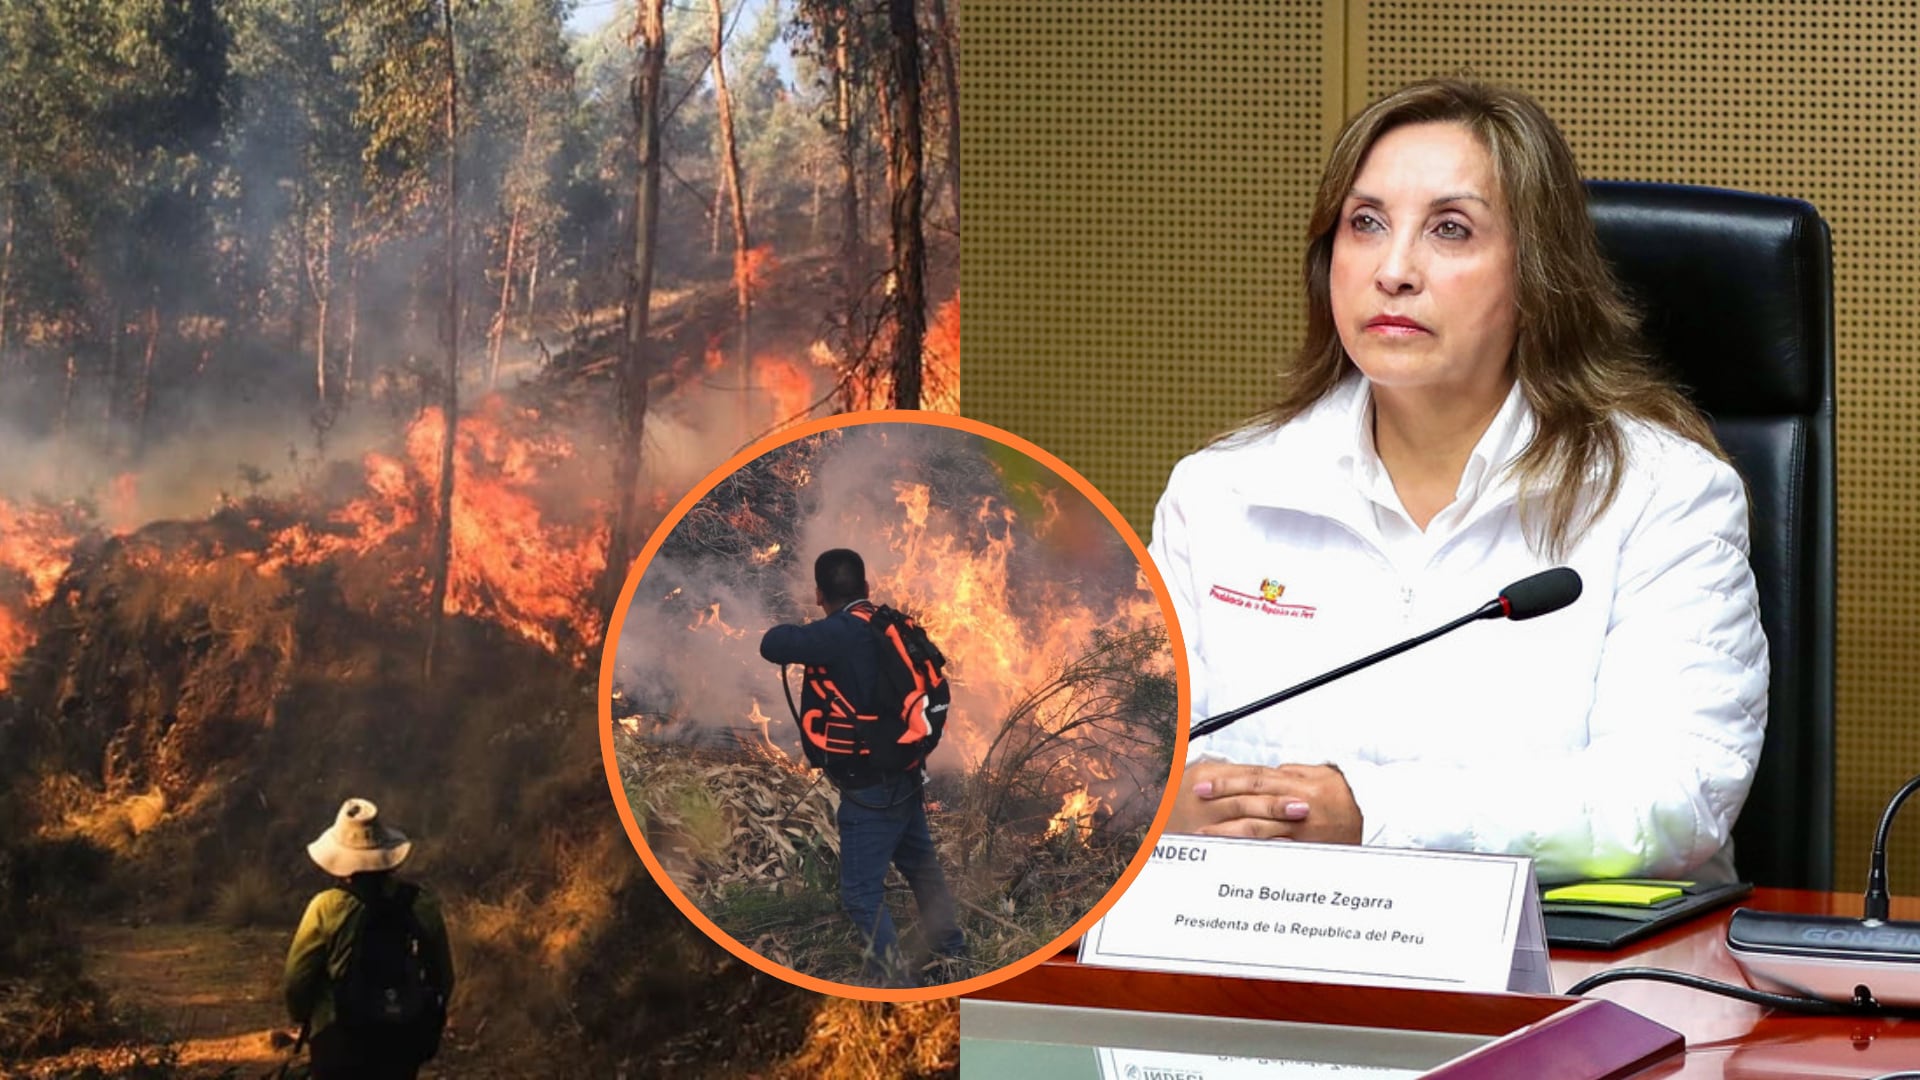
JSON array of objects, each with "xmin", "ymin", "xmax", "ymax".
[
  {"xmin": 1046, "ymin": 787, "xmax": 1102, "ymax": 842},
  {"xmin": 753, "ymin": 354, "xmax": 815, "ymax": 430},
  {"xmin": 689, "ymin": 602, "xmax": 745, "ymax": 639},
  {"xmin": 0, "ymin": 499, "xmax": 83, "ymax": 691},
  {"xmin": 734, "ymin": 246, "xmax": 777, "ymax": 296},
  {"xmin": 747, "ymin": 698, "xmax": 789, "ymax": 761},
  {"xmin": 107, "ymin": 472, "xmax": 140, "ymax": 533},
  {"xmin": 821, "ymin": 294, "xmax": 961, "ymax": 415},
  {"xmin": 0, "ymin": 500, "xmax": 79, "ymax": 607},
  {"xmin": 261, "ymin": 397, "xmax": 606, "ymax": 662}
]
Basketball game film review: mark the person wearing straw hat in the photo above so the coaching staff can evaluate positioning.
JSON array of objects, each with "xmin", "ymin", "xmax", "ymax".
[{"xmin": 285, "ymin": 797, "xmax": 454, "ymax": 1079}]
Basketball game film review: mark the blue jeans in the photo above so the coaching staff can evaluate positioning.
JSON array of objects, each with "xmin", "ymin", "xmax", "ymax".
[{"xmin": 837, "ymin": 772, "xmax": 965, "ymax": 982}]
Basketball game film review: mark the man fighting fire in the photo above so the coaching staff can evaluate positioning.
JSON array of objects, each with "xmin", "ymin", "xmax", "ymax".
[{"xmin": 759, "ymin": 547, "xmax": 967, "ymax": 987}]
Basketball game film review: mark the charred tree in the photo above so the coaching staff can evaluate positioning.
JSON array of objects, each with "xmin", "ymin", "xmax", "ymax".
[
  {"xmin": 886, "ymin": 0, "xmax": 925, "ymax": 410},
  {"xmin": 602, "ymin": 0, "xmax": 668, "ymax": 623},
  {"xmin": 833, "ymin": 4, "xmax": 861, "ymax": 405},
  {"xmin": 424, "ymin": 0, "xmax": 461, "ymax": 681},
  {"xmin": 709, "ymin": 0, "xmax": 753, "ymax": 428}
]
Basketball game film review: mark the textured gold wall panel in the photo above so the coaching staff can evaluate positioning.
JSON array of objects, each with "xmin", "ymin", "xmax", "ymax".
[
  {"xmin": 964, "ymin": 1, "xmax": 1920, "ymax": 887},
  {"xmin": 960, "ymin": 0, "xmax": 1341, "ymax": 527}
]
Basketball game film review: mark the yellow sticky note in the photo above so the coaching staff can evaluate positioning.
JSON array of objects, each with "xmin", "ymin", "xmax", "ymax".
[{"xmin": 1543, "ymin": 882, "xmax": 1684, "ymax": 906}]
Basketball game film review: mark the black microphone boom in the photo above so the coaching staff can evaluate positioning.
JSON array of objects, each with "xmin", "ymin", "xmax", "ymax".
[{"xmin": 1187, "ymin": 567, "xmax": 1583, "ymax": 741}]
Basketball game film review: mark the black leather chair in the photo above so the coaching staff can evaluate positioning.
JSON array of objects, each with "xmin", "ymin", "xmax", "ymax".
[{"xmin": 1587, "ymin": 181, "xmax": 1836, "ymax": 890}]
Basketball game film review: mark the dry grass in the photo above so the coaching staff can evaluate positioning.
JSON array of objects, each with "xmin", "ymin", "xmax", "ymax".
[
  {"xmin": 210, "ymin": 864, "xmax": 283, "ymax": 929},
  {"xmin": 615, "ymin": 730, "xmax": 1147, "ymax": 992},
  {"xmin": 768, "ymin": 998, "xmax": 958, "ymax": 1080}
]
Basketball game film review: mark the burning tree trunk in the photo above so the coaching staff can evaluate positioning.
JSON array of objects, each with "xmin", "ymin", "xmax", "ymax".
[
  {"xmin": 424, "ymin": 0, "xmax": 461, "ymax": 681},
  {"xmin": 709, "ymin": 0, "xmax": 752, "ymax": 430},
  {"xmin": 929, "ymin": 0, "xmax": 960, "ymax": 231},
  {"xmin": 602, "ymin": 0, "xmax": 668, "ymax": 622},
  {"xmin": 885, "ymin": 0, "xmax": 926, "ymax": 410}
]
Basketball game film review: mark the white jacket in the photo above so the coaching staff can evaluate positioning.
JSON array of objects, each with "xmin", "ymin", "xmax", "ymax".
[{"xmin": 1149, "ymin": 375, "xmax": 1768, "ymax": 883}]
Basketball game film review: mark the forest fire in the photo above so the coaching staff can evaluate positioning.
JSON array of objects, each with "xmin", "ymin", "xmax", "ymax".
[
  {"xmin": 260, "ymin": 397, "xmax": 605, "ymax": 661},
  {"xmin": 753, "ymin": 354, "xmax": 814, "ymax": 430},
  {"xmin": 840, "ymin": 295, "xmax": 961, "ymax": 413},
  {"xmin": 0, "ymin": 0, "xmax": 964, "ymax": 1069},
  {"xmin": 1046, "ymin": 787, "xmax": 1104, "ymax": 842},
  {"xmin": 0, "ymin": 498, "xmax": 83, "ymax": 691},
  {"xmin": 690, "ymin": 602, "xmax": 746, "ymax": 639},
  {"xmin": 624, "ymin": 423, "xmax": 1170, "ymax": 832}
]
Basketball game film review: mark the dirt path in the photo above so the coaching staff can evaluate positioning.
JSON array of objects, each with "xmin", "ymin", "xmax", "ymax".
[
  {"xmin": 13, "ymin": 922, "xmax": 484, "ymax": 1080},
  {"xmin": 12, "ymin": 922, "xmax": 292, "ymax": 1078}
]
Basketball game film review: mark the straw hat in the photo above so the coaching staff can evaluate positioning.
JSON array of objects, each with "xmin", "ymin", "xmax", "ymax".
[{"xmin": 307, "ymin": 798, "xmax": 412, "ymax": 877}]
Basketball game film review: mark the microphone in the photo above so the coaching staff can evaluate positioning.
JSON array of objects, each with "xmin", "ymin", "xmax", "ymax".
[{"xmin": 1187, "ymin": 567, "xmax": 1583, "ymax": 741}]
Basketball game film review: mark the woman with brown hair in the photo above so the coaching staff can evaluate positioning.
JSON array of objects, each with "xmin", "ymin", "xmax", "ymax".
[{"xmin": 1152, "ymin": 78, "xmax": 1767, "ymax": 883}]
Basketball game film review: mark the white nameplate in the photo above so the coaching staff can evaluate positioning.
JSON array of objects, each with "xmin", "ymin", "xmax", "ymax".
[
  {"xmin": 1097, "ymin": 1047, "xmax": 1422, "ymax": 1080},
  {"xmin": 1080, "ymin": 835, "xmax": 1550, "ymax": 994}
]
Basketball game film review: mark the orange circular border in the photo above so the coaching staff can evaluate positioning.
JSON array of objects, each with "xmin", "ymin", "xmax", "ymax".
[{"xmin": 597, "ymin": 409, "xmax": 1191, "ymax": 1001}]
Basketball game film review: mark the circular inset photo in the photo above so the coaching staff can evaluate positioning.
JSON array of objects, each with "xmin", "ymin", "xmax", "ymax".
[{"xmin": 598, "ymin": 412, "xmax": 1186, "ymax": 1000}]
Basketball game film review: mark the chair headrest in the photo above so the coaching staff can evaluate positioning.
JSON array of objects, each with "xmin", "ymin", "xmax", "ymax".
[{"xmin": 1586, "ymin": 181, "xmax": 1831, "ymax": 416}]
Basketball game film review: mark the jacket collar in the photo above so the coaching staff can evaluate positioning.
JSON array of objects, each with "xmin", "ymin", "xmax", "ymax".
[{"xmin": 1231, "ymin": 373, "xmax": 1538, "ymax": 517}]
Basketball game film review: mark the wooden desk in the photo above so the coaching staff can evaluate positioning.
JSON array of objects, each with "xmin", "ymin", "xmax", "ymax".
[
  {"xmin": 1555, "ymin": 887, "xmax": 1920, "ymax": 1078},
  {"xmin": 978, "ymin": 889, "xmax": 1920, "ymax": 1079}
]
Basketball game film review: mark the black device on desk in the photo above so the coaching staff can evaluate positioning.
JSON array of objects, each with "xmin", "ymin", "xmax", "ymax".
[
  {"xmin": 1542, "ymin": 878, "xmax": 1753, "ymax": 950},
  {"xmin": 1726, "ymin": 772, "xmax": 1920, "ymax": 1008}
]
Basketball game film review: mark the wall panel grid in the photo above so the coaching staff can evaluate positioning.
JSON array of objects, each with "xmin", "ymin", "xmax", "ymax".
[
  {"xmin": 961, "ymin": 0, "xmax": 1340, "ymax": 523},
  {"xmin": 963, "ymin": 0, "xmax": 1920, "ymax": 886}
]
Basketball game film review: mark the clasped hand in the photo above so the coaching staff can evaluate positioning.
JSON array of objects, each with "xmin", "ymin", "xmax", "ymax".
[{"xmin": 1165, "ymin": 761, "xmax": 1363, "ymax": 844}]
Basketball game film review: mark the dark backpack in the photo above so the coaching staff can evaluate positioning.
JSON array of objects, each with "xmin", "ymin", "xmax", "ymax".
[
  {"xmin": 784, "ymin": 603, "xmax": 951, "ymax": 783},
  {"xmin": 864, "ymin": 604, "xmax": 950, "ymax": 770},
  {"xmin": 332, "ymin": 882, "xmax": 445, "ymax": 1062}
]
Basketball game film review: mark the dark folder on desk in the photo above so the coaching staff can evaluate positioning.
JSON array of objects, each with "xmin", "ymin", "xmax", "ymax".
[{"xmin": 1542, "ymin": 879, "xmax": 1753, "ymax": 950}]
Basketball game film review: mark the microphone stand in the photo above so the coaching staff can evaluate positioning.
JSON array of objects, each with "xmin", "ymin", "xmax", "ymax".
[{"xmin": 1189, "ymin": 599, "xmax": 1503, "ymax": 741}]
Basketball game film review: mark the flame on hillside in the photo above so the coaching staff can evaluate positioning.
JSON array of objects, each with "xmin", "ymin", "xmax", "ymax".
[
  {"xmin": 754, "ymin": 354, "xmax": 815, "ymax": 430},
  {"xmin": 0, "ymin": 499, "xmax": 84, "ymax": 691},
  {"xmin": 807, "ymin": 295, "xmax": 961, "ymax": 415},
  {"xmin": 262, "ymin": 395, "xmax": 606, "ymax": 661}
]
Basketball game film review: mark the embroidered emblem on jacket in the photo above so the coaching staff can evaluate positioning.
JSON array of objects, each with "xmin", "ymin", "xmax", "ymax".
[
  {"xmin": 1259, "ymin": 578, "xmax": 1285, "ymax": 601},
  {"xmin": 1208, "ymin": 583, "xmax": 1317, "ymax": 619}
]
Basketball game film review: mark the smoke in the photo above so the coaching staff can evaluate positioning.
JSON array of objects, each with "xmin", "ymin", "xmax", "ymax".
[{"xmin": 613, "ymin": 422, "xmax": 1167, "ymax": 792}]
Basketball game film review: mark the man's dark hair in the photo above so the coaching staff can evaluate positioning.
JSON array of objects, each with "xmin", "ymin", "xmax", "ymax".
[{"xmin": 815, "ymin": 549, "xmax": 868, "ymax": 608}]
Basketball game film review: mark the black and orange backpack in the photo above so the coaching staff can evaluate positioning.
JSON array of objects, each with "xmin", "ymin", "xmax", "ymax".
[{"xmin": 782, "ymin": 602, "xmax": 950, "ymax": 784}]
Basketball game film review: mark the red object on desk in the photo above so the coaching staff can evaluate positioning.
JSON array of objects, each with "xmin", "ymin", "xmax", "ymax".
[{"xmin": 979, "ymin": 889, "xmax": 1920, "ymax": 1079}]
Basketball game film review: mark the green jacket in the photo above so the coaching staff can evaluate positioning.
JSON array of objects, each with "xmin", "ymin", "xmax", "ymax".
[{"xmin": 284, "ymin": 874, "xmax": 455, "ymax": 1038}]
